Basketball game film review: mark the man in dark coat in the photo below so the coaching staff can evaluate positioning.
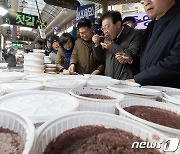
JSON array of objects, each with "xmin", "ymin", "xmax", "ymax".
[
  {"xmin": 92, "ymin": 11, "xmax": 142, "ymax": 80},
  {"xmin": 127, "ymin": 0, "xmax": 180, "ymax": 88}
]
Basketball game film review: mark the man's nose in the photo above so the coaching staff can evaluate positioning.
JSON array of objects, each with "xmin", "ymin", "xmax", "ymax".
[{"xmin": 104, "ymin": 30, "xmax": 108, "ymax": 35}]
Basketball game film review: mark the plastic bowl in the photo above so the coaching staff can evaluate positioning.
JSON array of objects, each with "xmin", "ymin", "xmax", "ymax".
[
  {"xmin": 108, "ymin": 85, "xmax": 161, "ymax": 100},
  {"xmin": 116, "ymin": 98, "xmax": 180, "ymax": 138},
  {"xmin": 43, "ymin": 79, "xmax": 87, "ymax": 94},
  {"xmin": 0, "ymin": 80, "xmax": 43, "ymax": 94},
  {"xmin": 0, "ymin": 108, "xmax": 35, "ymax": 154},
  {"xmin": 0, "ymin": 90, "xmax": 79, "ymax": 124},
  {"xmin": 69, "ymin": 87, "xmax": 124, "ymax": 113},
  {"xmin": 34, "ymin": 111, "xmax": 169, "ymax": 154}
]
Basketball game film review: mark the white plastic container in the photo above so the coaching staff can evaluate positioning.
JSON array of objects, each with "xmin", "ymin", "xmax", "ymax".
[
  {"xmin": 24, "ymin": 53, "xmax": 45, "ymax": 61},
  {"xmin": 43, "ymin": 79, "xmax": 87, "ymax": 94},
  {"xmin": 0, "ymin": 72, "xmax": 27, "ymax": 82},
  {"xmin": 108, "ymin": 85, "xmax": 161, "ymax": 100},
  {"xmin": 87, "ymin": 78, "xmax": 119, "ymax": 87},
  {"xmin": 118, "ymin": 80, "xmax": 141, "ymax": 87},
  {"xmin": 24, "ymin": 59, "xmax": 44, "ymax": 65},
  {"xmin": 142, "ymin": 86, "xmax": 180, "ymax": 101},
  {"xmin": 0, "ymin": 87, "xmax": 5, "ymax": 96},
  {"xmin": 0, "ymin": 80, "xmax": 43, "ymax": 94},
  {"xmin": 116, "ymin": 98, "xmax": 180, "ymax": 138},
  {"xmin": 142, "ymin": 85, "xmax": 180, "ymax": 93},
  {"xmin": 83, "ymin": 74, "xmax": 112, "ymax": 79},
  {"xmin": 58, "ymin": 74, "xmax": 87, "ymax": 80},
  {"xmin": 44, "ymin": 56, "xmax": 51, "ymax": 64},
  {"xmin": 0, "ymin": 63, "xmax": 8, "ymax": 68},
  {"xmin": 0, "ymin": 108, "xmax": 35, "ymax": 154},
  {"xmin": 24, "ymin": 64, "xmax": 44, "ymax": 71},
  {"xmin": 162, "ymin": 97, "xmax": 180, "ymax": 108},
  {"xmin": 24, "ymin": 70, "xmax": 45, "ymax": 74},
  {"xmin": 45, "ymin": 67, "xmax": 57, "ymax": 71},
  {"xmin": 34, "ymin": 111, "xmax": 169, "ymax": 154},
  {"xmin": 23, "ymin": 74, "xmax": 58, "ymax": 83},
  {"xmin": 163, "ymin": 92, "xmax": 180, "ymax": 106},
  {"xmin": 0, "ymin": 90, "xmax": 79, "ymax": 124},
  {"xmin": 85, "ymin": 75, "xmax": 119, "ymax": 87},
  {"xmin": 33, "ymin": 49, "xmax": 45, "ymax": 53},
  {"xmin": 45, "ymin": 64, "xmax": 56, "ymax": 68},
  {"xmin": 69, "ymin": 87, "xmax": 124, "ymax": 113}
]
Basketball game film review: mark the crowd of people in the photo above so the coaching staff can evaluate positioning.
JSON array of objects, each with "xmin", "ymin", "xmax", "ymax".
[{"xmin": 36, "ymin": 0, "xmax": 180, "ymax": 88}]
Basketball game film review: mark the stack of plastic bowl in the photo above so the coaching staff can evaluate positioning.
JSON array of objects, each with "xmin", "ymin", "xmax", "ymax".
[
  {"xmin": 116, "ymin": 98, "xmax": 180, "ymax": 138},
  {"xmin": 44, "ymin": 56, "xmax": 51, "ymax": 64},
  {"xmin": 0, "ymin": 108, "xmax": 35, "ymax": 154},
  {"xmin": 43, "ymin": 79, "xmax": 87, "ymax": 94},
  {"xmin": 69, "ymin": 87, "xmax": 124, "ymax": 114},
  {"xmin": 45, "ymin": 64, "xmax": 57, "ymax": 74},
  {"xmin": 33, "ymin": 111, "xmax": 169, "ymax": 154},
  {"xmin": 0, "ymin": 80, "xmax": 43, "ymax": 94},
  {"xmin": 108, "ymin": 85, "xmax": 161, "ymax": 100},
  {"xmin": 0, "ymin": 90, "xmax": 79, "ymax": 128},
  {"xmin": 24, "ymin": 53, "xmax": 45, "ymax": 73}
]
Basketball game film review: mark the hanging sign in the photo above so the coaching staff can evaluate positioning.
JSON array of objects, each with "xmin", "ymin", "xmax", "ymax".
[
  {"xmin": 44, "ymin": 0, "xmax": 80, "ymax": 10},
  {"xmin": 4, "ymin": 12, "xmax": 38, "ymax": 29},
  {"xmin": 12, "ymin": 42, "xmax": 24, "ymax": 48},
  {"xmin": 76, "ymin": 4, "xmax": 95, "ymax": 22}
]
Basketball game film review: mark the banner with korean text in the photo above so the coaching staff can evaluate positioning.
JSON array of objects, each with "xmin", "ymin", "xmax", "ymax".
[{"xmin": 76, "ymin": 4, "xmax": 95, "ymax": 22}]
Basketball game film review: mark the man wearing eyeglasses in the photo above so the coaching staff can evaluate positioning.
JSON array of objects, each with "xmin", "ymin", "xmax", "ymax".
[{"xmin": 92, "ymin": 11, "xmax": 142, "ymax": 80}]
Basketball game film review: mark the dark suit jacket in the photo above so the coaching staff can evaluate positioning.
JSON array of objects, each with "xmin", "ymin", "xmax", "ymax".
[
  {"xmin": 94, "ymin": 25, "xmax": 142, "ymax": 80},
  {"xmin": 134, "ymin": 2, "xmax": 180, "ymax": 88}
]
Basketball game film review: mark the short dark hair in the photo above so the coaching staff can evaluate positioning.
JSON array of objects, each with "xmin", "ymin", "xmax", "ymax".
[
  {"xmin": 37, "ymin": 40, "xmax": 44, "ymax": 46},
  {"xmin": 77, "ymin": 18, "xmax": 92, "ymax": 29},
  {"xmin": 50, "ymin": 35, "xmax": 59, "ymax": 45},
  {"xmin": 59, "ymin": 33, "xmax": 75, "ymax": 49},
  {"xmin": 101, "ymin": 11, "xmax": 122, "ymax": 24},
  {"xmin": 123, "ymin": 17, "xmax": 136, "ymax": 23}
]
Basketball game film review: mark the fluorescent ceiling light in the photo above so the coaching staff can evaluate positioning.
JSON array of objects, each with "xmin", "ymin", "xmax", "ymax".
[
  {"xmin": 20, "ymin": 27, "xmax": 32, "ymax": 31},
  {"xmin": 0, "ymin": 6, "xmax": 8, "ymax": 16}
]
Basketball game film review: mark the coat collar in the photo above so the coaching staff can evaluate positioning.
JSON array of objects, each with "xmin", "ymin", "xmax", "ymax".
[
  {"xmin": 114, "ymin": 25, "xmax": 132, "ymax": 42},
  {"xmin": 154, "ymin": 2, "xmax": 180, "ymax": 26},
  {"xmin": 58, "ymin": 47, "xmax": 65, "ymax": 57}
]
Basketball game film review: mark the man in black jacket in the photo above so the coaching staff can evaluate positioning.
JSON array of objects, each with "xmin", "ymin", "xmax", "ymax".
[{"xmin": 126, "ymin": 0, "xmax": 180, "ymax": 88}]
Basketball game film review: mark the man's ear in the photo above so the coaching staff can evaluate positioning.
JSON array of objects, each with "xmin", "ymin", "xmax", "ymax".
[{"xmin": 116, "ymin": 21, "xmax": 122, "ymax": 29}]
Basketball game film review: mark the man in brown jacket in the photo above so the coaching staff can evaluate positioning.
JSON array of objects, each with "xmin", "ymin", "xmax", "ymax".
[{"xmin": 69, "ymin": 19, "xmax": 104, "ymax": 75}]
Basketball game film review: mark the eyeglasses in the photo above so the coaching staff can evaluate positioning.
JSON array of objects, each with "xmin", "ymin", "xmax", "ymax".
[{"xmin": 101, "ymin": 24, "xmax": 113, "ymax": 32}]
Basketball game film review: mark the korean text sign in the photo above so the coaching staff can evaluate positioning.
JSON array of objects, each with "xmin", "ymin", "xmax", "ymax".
[{"xmin": 76, "ymin": 4, "xmax": 95, "ymax": 22}]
